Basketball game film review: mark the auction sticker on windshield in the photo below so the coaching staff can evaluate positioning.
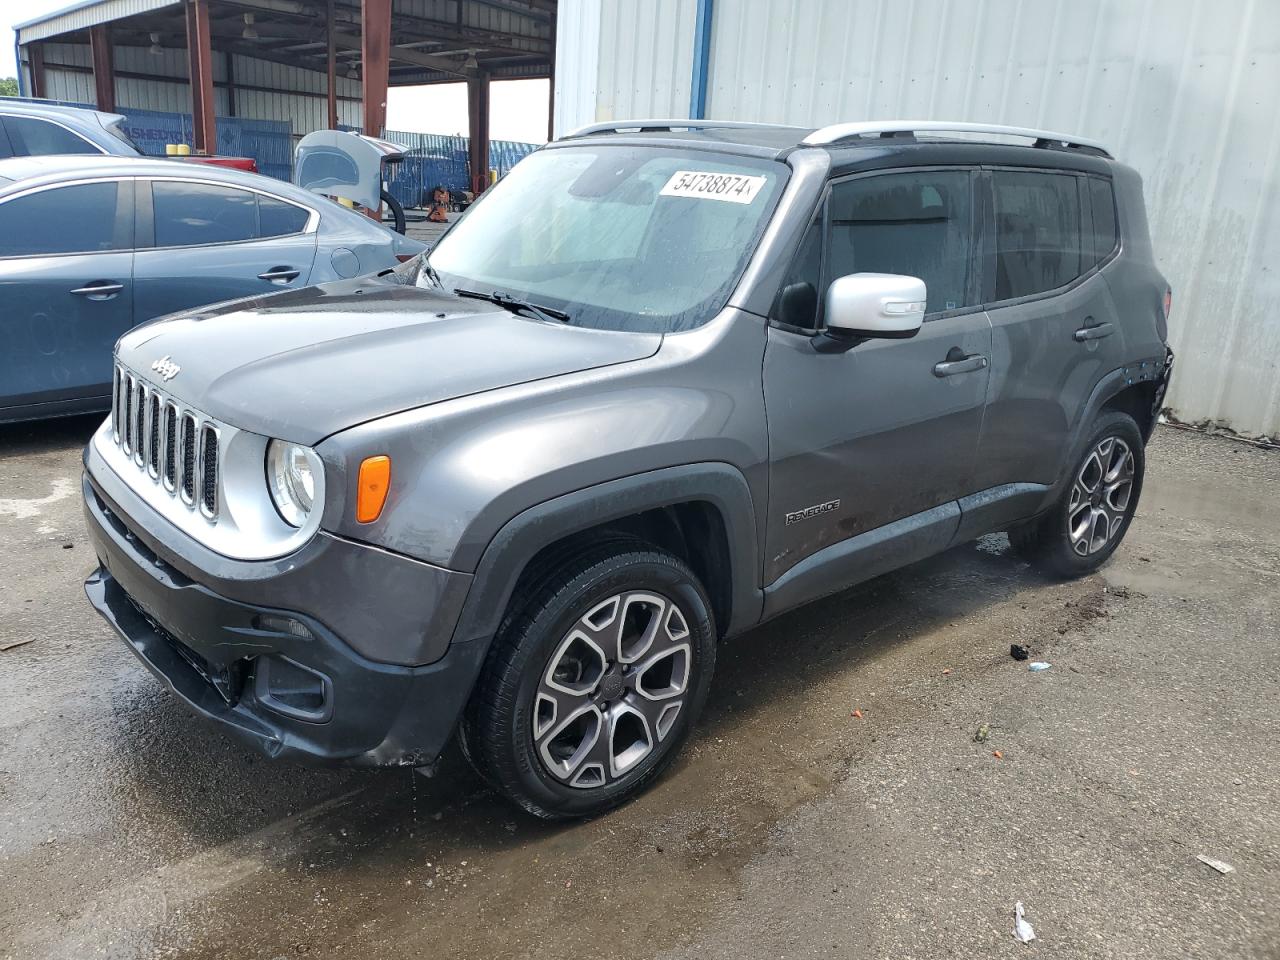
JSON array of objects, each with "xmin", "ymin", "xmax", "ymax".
[{"xmin": 660, "ymin": 170, "xmax": 767, "ymax": 204}]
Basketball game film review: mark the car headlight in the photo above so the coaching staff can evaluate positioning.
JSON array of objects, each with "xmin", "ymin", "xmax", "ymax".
[{"xmin": 266, "ymin": 439, "xmax": 321, "ymax": 527}]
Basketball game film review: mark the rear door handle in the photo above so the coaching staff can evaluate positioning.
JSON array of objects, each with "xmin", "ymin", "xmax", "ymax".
[
  {"xmin": 258, "ymin": 266, "xmax": 301, "ymax": 283},
  {"xmin": 70, "ymin": 281, "xmax": 124, "ymax": 300},
  {"xmin": 933, "ymin": 354, "xmax": 989, "ymax": 377},
  {"xmin": 1073, "ymin": 321, "xmax": 1114, "ymax": 342}
]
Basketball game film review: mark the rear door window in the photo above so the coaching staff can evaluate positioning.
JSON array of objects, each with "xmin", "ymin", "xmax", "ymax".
[
  {"xmin": 0, "ymin": 181, "xmax": 123, "ymax": 257},
  {"xmin": 3, "ymin": 115, "xmax": 102, "ymax": 156},
  {"xmin": 991, "ymin": 170, "xmax": 1084, "ymax": 300},
  {"xmin": 152, "ymin": 181, "xmax": 259, "ymax": 247}
]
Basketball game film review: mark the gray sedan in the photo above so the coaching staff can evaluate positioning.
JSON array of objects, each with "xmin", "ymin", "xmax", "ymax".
[{"xmin": 0, "ymin": 155, "xmax": 424, "ymax": 423}]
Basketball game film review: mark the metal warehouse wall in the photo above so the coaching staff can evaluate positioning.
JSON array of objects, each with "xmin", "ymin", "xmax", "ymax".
[
  {"xmin": 556, "ymin": 0, "xmax": 1280, "ymax": 439},
  {"xmin": 38, "ymin": 42, "xmax": 363, "ymax": 134}
]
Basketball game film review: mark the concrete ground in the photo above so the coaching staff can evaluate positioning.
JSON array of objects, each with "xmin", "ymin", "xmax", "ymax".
[{"xmin": 1, "ymin": 420, "xmax": 1277, "ymax": 960}]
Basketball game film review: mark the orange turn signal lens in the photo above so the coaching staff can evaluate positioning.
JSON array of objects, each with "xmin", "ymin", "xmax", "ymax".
[{"xmin": 356, "ymin": 455, "xmax": 391, "ymax": 523}]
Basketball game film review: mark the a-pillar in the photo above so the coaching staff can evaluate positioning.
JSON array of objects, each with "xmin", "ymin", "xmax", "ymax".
[
  {"xmin": 89, "ymin": 25, "xmax": 115, "ymax": 112},
  {"xmin": 468, "ymin": 74, "xmax": 490, "ymax": 194},
  {"xmin": 361, "ymin": 0, "xmax": 390, "ymax": 136},
  {"xmin": 185, "ymin": 0, "xmax": 217, "ymax": 154}
]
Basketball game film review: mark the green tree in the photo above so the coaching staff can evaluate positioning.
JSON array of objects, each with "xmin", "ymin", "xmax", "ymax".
[{"xmin": 0, "ymin": 78, "xmax": 19, "ymax": 97}]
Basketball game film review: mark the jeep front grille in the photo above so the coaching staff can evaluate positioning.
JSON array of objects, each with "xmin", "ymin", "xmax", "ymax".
[{"xmin": 108, "ymin": 364, "xmax": 220, "ymax": 522}]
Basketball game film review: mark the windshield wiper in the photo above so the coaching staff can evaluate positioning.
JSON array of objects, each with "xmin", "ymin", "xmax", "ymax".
[{"xmin": 454, "ymin": 287, "xmax": 570, "ymax": 324}]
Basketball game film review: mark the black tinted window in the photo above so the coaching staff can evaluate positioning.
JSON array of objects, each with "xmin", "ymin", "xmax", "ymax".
[
  {"xmin": 3, "ymin": 115, "xmax": 101, "ymax": 156},
  {"xmin": 0, "ymin": 182, "xmax": 121, "ymax": 256},
  {"xmin": 992, "ymin": 171, "xmax": 1084, "ymax": 300},
  {"xmin": 258, "ymin": 194, "xmax": 310, "ymax": 237},
  {"xmin": 826, "ymin": 170, "xmax": 974, "ymax": 315},
  {"xmin": 1088, "ymin": 178, "xmax": 1118, "ymax": 265},
  {"xmin": 153, "ymin": 181, "xmax": 258, "ymax": 247}
]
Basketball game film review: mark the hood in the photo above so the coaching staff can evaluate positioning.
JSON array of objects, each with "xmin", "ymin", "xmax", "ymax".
[{"xmin": 116, "ymin": 278, "xmax": 662, "ymax": 444}]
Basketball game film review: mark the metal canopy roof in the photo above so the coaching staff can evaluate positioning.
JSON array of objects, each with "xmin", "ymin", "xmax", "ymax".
[{"xmin": 18, "ymin": 0, "xmax": 556, "ymax": 85}]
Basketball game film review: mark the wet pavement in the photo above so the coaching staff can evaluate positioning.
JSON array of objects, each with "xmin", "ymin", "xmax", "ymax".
[{"xmin": 1, "ymin": 419, "xmax": 1277, "ymax": 959}]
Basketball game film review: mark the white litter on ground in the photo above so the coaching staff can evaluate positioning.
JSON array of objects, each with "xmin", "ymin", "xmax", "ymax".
[
  {"xmin": 1197, "ymin": 854, "xmax": 1235, "ymax": 874},
  {"xmin": 1013, "ymin": 901, "xmax": 1037, "ymax": 944}
]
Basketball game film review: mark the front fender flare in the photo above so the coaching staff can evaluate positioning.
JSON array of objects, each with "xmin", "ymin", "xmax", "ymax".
[{"xmin": 449, "ymin": 462, "xmax": 763, "ymax": 648}]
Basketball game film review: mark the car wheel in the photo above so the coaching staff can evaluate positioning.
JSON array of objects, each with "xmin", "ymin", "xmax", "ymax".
[
  {"xmin": 1010, "ymin": 410, "xmax": 1145, "ymax": 577},
  {"xmin": 461, "ymin": 539, "xmax": 716, "ymax": 820}
]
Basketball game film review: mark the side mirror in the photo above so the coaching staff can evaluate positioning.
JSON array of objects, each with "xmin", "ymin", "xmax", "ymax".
[{"xmin": 824, "ymin": 273, "xmax": 927, "ymax": 341}]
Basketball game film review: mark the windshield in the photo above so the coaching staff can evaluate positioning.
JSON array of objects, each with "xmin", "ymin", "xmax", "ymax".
[{"xmin": 424, "ymin": 145, "xmax": 787, "ymax": 333}]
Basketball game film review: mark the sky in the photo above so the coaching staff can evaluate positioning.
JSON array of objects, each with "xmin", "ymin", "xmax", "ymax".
[{"xmin": 3, "ymin": 3, "xmax": 550, "ymax": 144}]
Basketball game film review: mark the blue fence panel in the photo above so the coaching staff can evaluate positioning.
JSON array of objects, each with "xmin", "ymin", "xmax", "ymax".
[
  {"xmin": 39, "ymin": 100, "xmax": 295, "ymax": 182},
  {"xmin": 383, "ymin": 129, "xmax": 539, "ymax": 208}
]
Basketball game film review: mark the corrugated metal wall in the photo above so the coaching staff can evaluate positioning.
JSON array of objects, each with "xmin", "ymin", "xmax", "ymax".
[
  {"xmin": 557, "ymin": 0, "xmax": 1280, "ymax": 439},
  {"xmin": 39, "ymin": 42, "xmax": 363, "ymax": 132}
]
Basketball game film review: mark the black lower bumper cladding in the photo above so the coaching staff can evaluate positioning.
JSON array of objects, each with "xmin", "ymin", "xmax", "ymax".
[{"xmin": 82, "ymin": 472, "xmax": 487, "ymax": 768}]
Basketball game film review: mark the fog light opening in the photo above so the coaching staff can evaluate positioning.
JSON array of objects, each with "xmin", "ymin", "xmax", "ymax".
[{"xmin": 253, "ymin": 655, "xmax": 332, "ymax": 722}]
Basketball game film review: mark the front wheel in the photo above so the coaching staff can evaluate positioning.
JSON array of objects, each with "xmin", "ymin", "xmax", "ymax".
[
  {"xmin": 1010, "ymin": 410, "xmax": 1145, "ymax": 577},
  {"xmin": 460, "ymin": 540, "xmax": 716, "ymax": 819}
]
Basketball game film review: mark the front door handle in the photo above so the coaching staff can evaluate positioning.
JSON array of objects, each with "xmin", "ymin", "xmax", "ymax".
[
  {"xmin": 933, "ymin": 353, "xmax": 989, "ymax": 377},
  {"xmin": 258, "ymin": 266, "xmax": 301, "ymax": 283},
  {"xmin": 1073, "ymin": 321, "xmax": 1114, "ymax": 342},
  {"xmin": 70, "ymin": 281, "xmax": 124, "ymax": 300}
]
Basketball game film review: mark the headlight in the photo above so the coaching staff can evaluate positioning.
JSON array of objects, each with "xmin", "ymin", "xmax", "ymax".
[{"xmin": 266, "ymin": 440, "xmax": 321, "ymax": 527}]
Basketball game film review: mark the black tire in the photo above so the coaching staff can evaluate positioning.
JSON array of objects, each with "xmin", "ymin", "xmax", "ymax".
[
  {"xmin": 1010, "ymin": 410, "xmax": 1145, "ymax": 578},
  {"xmin": 380, "ymin": 190, "xmax": 406, "ymax": 234},
  {"xmin": 460, "ymin": 539, "xmax": 716, "ymax": 820}
]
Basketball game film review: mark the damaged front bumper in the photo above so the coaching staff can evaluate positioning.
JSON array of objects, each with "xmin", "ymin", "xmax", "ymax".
[{"xmin": 82, "ymin": 469, "xmax": 487, "ymax": 768}]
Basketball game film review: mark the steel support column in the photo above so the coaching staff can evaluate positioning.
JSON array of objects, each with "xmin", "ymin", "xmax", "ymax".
[
  {"xmin": 468, "ymin": 74, "xmax": 491, "ymax": 194},
  {"xmin": 89, "ymin": 25, "xmax": 115, "ymax": 113},
  {"xmin": 689, "ymin": 0, "xmax": 714, "ymax": 119},
  {"xmin": 185, "ymin": 0, "xmax": 217, "ymax": 154},
  {"xmin": 361, "ymin": 0, "xmax": 391, "ymax": 136},
  {"xmin": 327, "ymin": 0, "xmax": 339, "ymax": 129},
  {"xmin": 28, "ymin": 43, "xmax": 47, "ymax": 99}
]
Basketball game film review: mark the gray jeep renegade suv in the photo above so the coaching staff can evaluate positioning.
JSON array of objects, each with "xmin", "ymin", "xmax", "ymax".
[{"xmin": 82, "ymin": 120, "xmax": 1173, "ymax": 819}]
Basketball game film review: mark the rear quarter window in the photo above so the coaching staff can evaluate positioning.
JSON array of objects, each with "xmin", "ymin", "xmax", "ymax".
[{"xmin": 3, "ymin": 115, "xmax": 102, "ymax": 156}]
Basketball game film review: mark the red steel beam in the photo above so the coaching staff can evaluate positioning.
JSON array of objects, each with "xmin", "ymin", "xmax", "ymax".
[
  {"xmin": 29, "ymin": 43, "xmax": 47, "ymax": 99},
  {"xmin": 361, "ymin": 0, "xmax": 391, "ymax": 136},
  {"xmin": 468, "ymin": 74, "xmax": 491, "ymax": 194},
  {"xmin": 89, "ymin": 25, "xmax": 115, "ymax": 112},
  {"xmin": 327, "ymin": 0, "xmax": 339, "ymax": 128},
  {"xmin": 185, "ymin": 0, "xmax": 217, "ymax": 154}
]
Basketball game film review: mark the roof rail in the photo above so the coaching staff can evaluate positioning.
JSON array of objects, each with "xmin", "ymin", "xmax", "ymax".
[
  {"xmin": 562, "ymin": 118, "xmax": 793, "ymax": 139},
  {"xmin": 802, "ymin": 121, "xmax": 1111, "ymax": 157}
]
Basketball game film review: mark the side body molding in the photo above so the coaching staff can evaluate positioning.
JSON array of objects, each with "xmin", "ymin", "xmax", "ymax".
[{"xmin": 450, "ymin": 462, "xmax": 764, "ymax": 647}]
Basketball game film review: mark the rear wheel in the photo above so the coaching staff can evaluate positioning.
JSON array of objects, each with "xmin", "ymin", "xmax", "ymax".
[
  {"xmin": 461, "ymin": 540, "xmax": 716, "ymax": 819},
  {"xmin": 1010, "ymin": 410, "xmax": 1145, "ymax": 577}
]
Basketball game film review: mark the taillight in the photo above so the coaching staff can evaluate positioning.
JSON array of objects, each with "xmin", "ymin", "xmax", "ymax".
[
  {"xmin": 1162, "ymin": 287, "xmax": 1172, "ymax": 320},
  {"xmin": 396, "ymin": 254, "xmax": 416, "ymax": 263}
]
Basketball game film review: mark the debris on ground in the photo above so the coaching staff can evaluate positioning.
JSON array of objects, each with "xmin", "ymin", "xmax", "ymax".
[
  {"xmin": 1, "ymin": 638, "xmax": 36, "ymax": 652},
  {"xmin": 1010, "ymin": 644, "xmax": 1030, "ymax": 661},
  {"xmin": 850, "ymin": 709, "xmax": 863, "ymax": 719},
  {"xmin": 992, "ymin": 751, "xmax": 1004, "ymax": 760},
  {"xmin": 1197, "ymin": 854, "xmax": 1235, "ymax": 875},
  {"xmin": 1028, "ymin": 662, "xmax": 1052, "ymax": 672},
  {"xmin": 942, "ymin": 668, "xmax": 952, "ymax": 676},
  {"xmin": 1012, "ymin": 901, "xmax": 1036, "ymax": 943},
  {"xmin": 974, "ymin": 723, "xmax": 991, "ymax": 743}
]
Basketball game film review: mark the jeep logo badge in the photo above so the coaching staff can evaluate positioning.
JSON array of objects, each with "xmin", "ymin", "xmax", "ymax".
[{"xmin": 151, "ymin": 356, "xmax": 181, "ymax": 382}]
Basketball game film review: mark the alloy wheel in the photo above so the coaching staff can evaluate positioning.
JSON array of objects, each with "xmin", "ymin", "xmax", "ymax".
[
  {"xmin": 533, "ymin": 591, "xmax": 692, "ymax": 789},
  {"xmin": 1067, "ymin": 436, "xmax": 1135, "ymax": 556}
]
